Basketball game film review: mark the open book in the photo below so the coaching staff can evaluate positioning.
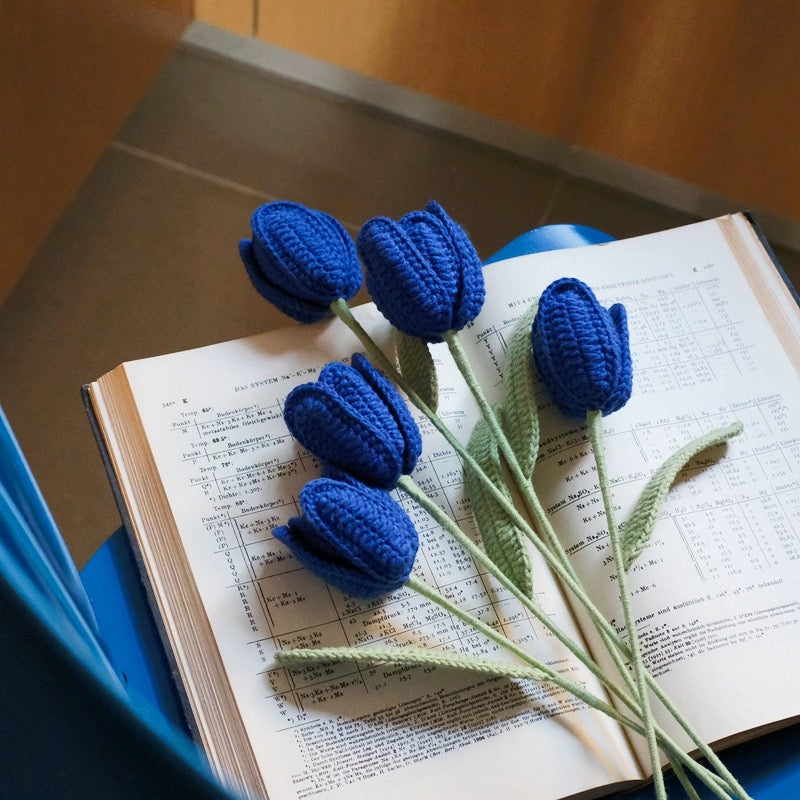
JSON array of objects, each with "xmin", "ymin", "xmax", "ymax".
[{"xmin": 85, "ymin": 214, "xmax": 800, "ymax": 800}]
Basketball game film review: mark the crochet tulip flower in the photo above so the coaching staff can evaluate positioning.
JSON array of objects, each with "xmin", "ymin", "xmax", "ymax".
[
  {"xmin": 283, "ymin": 353, "xmax": 422, "ymax": 489},
  {"xmin": 356, "ymin": 201, "xmax": 485, "ymax": 342},
  {"xmin": 530, "ymin": 276, "xmax": 672, "ymax": 792},
  {"xmin": 531, "ymin": 277, "xmax": 632, "ymax": 420},
  {"xmin": 274, "ymin": 478, "xmax": 419, "ymax": 599},
  {"xmin": 239, "ymin": 201, "xmax": 362, "ymax": 323}
]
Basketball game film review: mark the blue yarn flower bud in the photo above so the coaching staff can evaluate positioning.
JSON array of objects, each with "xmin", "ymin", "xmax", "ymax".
[
  {"xmin": 356, "ymin": 200, "xmax": 485, "ymax": 342},
  {"xmin": 274, "ymin": 478, "xmax": 419, "ymax": 599},
  {"xmin": 239, "ymin": 201, "xmax": 362, "ymax": 323},
  {"xmin": 531, "ymin": 277, "xmax": 632, "ymax": 420},
  {"xmin": 283, "ymin": 353, "xmax": 422, "ymax": 489}
]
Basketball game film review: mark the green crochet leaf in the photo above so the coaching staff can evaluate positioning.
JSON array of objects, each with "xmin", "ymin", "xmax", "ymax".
[
  {"xmin": 395, "ymin": 330, "xmax": 439, "ymax": 412},
  {"xmin": 622, "ymin": 421, "xmax": 744, "ymax": 571},
  {"xmin": 465, "ymin": 413, "xmax": 533, "ymax": 597},
  {"xmin": 501, "ymin": 302, "xmax": 540, "ymax": 477},
  {"xmin": 275, "ymin": 645, "xmax": 548, "ymax": 683}
]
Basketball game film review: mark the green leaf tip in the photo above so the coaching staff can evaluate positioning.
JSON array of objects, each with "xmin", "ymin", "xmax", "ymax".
[
  {"xmin": 622, "ymin": 421, "xmax": 744, "ymax": 570},
  {"xmin": 465, "ymin": 414, "xmax": 534, "ymax": 597},
  {"xmin": 502, "ymin": 302, "xmax": 540, "ymax": 477},
  {"xmin": 275, "ymin": 644, "xmax": 549, "ymax": 683},
  {"xmin": 395, "ymin": 330, "xmax": 439, "ymax": 412}
]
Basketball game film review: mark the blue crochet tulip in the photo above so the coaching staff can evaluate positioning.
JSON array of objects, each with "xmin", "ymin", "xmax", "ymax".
[
  {"xmin": 532, "ymin": 277, "xmax": 632, "ymax": 420},
  {"xmin": 274, "ymin": 478, "xmax": 419, "ymax": 599},
  {"xmin": 283, "ymin": 353, "xmax": 422, "ymax": 489},
  {"xmin": 239, "ymin": 201, "xmax": 362, "ymax": 323},
  {"xmin": 356, "ymin": 200, "xmax": 485, "ymax": 342}
]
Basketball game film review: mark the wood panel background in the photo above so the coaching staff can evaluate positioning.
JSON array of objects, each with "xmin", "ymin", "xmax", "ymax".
[
  {"xmin": 5, "ymin": 1, "xmax": 797, "ymax": 305},
  {"xmin": 197, "ymin": 0, "xmax": 800, "ymax": 224},
  {"xmin": 0, "ymin": 0, "xmax": 191, "ymax": 304}
]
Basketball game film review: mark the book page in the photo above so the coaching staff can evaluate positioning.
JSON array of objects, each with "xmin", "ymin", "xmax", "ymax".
[
  {"xmin": 92, "ymin": 213, "xmax": 800, "ymax": 798},
  {"xmin": 105, "ymin": 304, "xmax": 640, "ymax": 800},
  {"xmin": 463, "ymin": 214, "xmax": 800, "ymax": 764}
]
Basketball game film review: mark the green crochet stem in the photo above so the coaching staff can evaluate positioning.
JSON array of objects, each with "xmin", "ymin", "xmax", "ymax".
[
  {"xmin": 443, "ymin": 330, "xmax": 574, "ymax": 574},
  {"xmin": 398, "ymin": 475, "xmax": 732, "ymax": 800},
  {"xmin": 445, "ymin": 329, "xmax": 675, "ymax": 781},
  {"xmin": 399, "ymin": 475, "xmax": 640, "ymax": 705},
  {"xmin": 331, "ymin": 299, "xmax": 749, "ymax": 800},
  {"xmin": 443, "ymin": 329, "xmax": 647, "ymax": 708},
  {"xmin": 390, "ymin": 576, "xmax": 653, "ymax": 737},
  {"xmin": 587, "ymin": 410, "xmax": 665, "ymax": 800},
  {"xmin": 440, "ymin": 323, "xmax": 749, "ymax": 800},
  {"xmin": 399, "ymin": 476, "xmax": 634, "ymax": 700},
  {"xmin": 276, "ymin": 588, "xmax": 733, "ymax": 800},
  {"xmin": 446, "ymin": 325, "xmax": 681, "ymax": 787},
  {"xmin": 331, "ymin": 303, "xmax": 594, "ymax": 610},
  {"xmin": 451, "ymin": 314, "xmax": 677, "ymax": 788},
  {"xmin": 672, "ymin": 760, "xmax": 704, "ymax": 800}
]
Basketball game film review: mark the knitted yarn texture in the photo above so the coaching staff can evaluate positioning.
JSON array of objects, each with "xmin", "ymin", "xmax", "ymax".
[
  {"xmin": 239, "ymin": 201, "xmax": 362, "ymax": 323},
  {"xmin": 273, "ymin": 478, "xmax": 419, "ymax": 599},
  {"xmin": 357, "ymin": 200, "xmax": 485, "ymax": 342},
  {"xmin": 532, "ymin": 277, "xmax": 632, "ymax": 419},
  {"xmin": 283, "ymin": 353, "xmax": 422, "ymax": 489}
]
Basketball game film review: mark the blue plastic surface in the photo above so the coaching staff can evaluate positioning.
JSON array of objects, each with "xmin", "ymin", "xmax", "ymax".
[
  {"xmin": 0, "ymin": 405, "xmax": 240, "ymax": 799},
  {"xmin": 484, "ymin": 222, "xmax": 615, "ymax": 263},
  {"xmin": 0, "ymin": 406, "xmax": 102, "ymax": 647},
  {"xmin": 81, "ymin": 526, "xmax": 191, "ymax": 734}
]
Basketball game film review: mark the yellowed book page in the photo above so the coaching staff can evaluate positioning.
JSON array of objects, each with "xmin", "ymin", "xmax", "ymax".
[
  {"xmin": 502, "ymin": 215, "xmax": 800, "ymax": 765},
  {"xmin": 100, "ymin": 301, "xmax": 639, "ymax": 800}
]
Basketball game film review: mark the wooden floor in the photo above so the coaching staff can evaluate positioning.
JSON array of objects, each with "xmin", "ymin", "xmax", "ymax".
[{"xmin": 2, "ymin": 39, "xmax": 798, "ymax": 567}]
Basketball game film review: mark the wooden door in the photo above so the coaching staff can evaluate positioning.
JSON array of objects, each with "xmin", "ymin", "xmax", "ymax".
[{"xmin": 0, "ymin": 0, "xmax": 191, "ymax": 303}]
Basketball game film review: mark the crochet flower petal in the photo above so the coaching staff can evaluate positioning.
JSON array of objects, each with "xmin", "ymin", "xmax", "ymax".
[
  {"xmin": 358, "ymin": 216, "xmax": 453, "ymax": 340},
  {"xmin": 423, "ymin": 200, "xmax": 485, "ymax": 331},
  {"xmin": 239, "ymin": 240, "xmax": 331, "ymax": 323},
  {"xmin": 397, "ymin": 208, "xmax": 460, "ymax": 302},
  {"xmin": 317, "ymin": 362, "xmax": 402, "ymax": 451},
  {"xmin": 283, "ymin": 383, "xmax": 404, "ymax": 488},
  {"xmin": 357, "ymin": 202, "xmax": 484, "ymax": 342},
  {"xmin": 274, "ymin": 479, "xmax": 419, "ymax": 598},
  {"xmin": 240, "ymin": 201, "xmax": 362, "ymax": 322},
  {"xmin": 284, "ymin": 355, "xmax": 421, "ymax": 488},
  {"xmin": 606, "ymin": 303, "xmax": 633, "ymax": 415},
  {"xmin": 351, "ymin": 353, "xmax": 422, "ymax": 475},
  {"xmin": 532, "ymin": 278, "xmax": 633, "ymax": 419},
  {"xmin": 274, "ymin": 516, "xmax": 389, "ymax": 598}
]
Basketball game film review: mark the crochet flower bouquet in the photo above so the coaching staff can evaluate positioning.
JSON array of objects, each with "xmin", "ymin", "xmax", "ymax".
[{"xmin": 239, "ymin": 200, "xmax": 748, "ymax": 800}]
